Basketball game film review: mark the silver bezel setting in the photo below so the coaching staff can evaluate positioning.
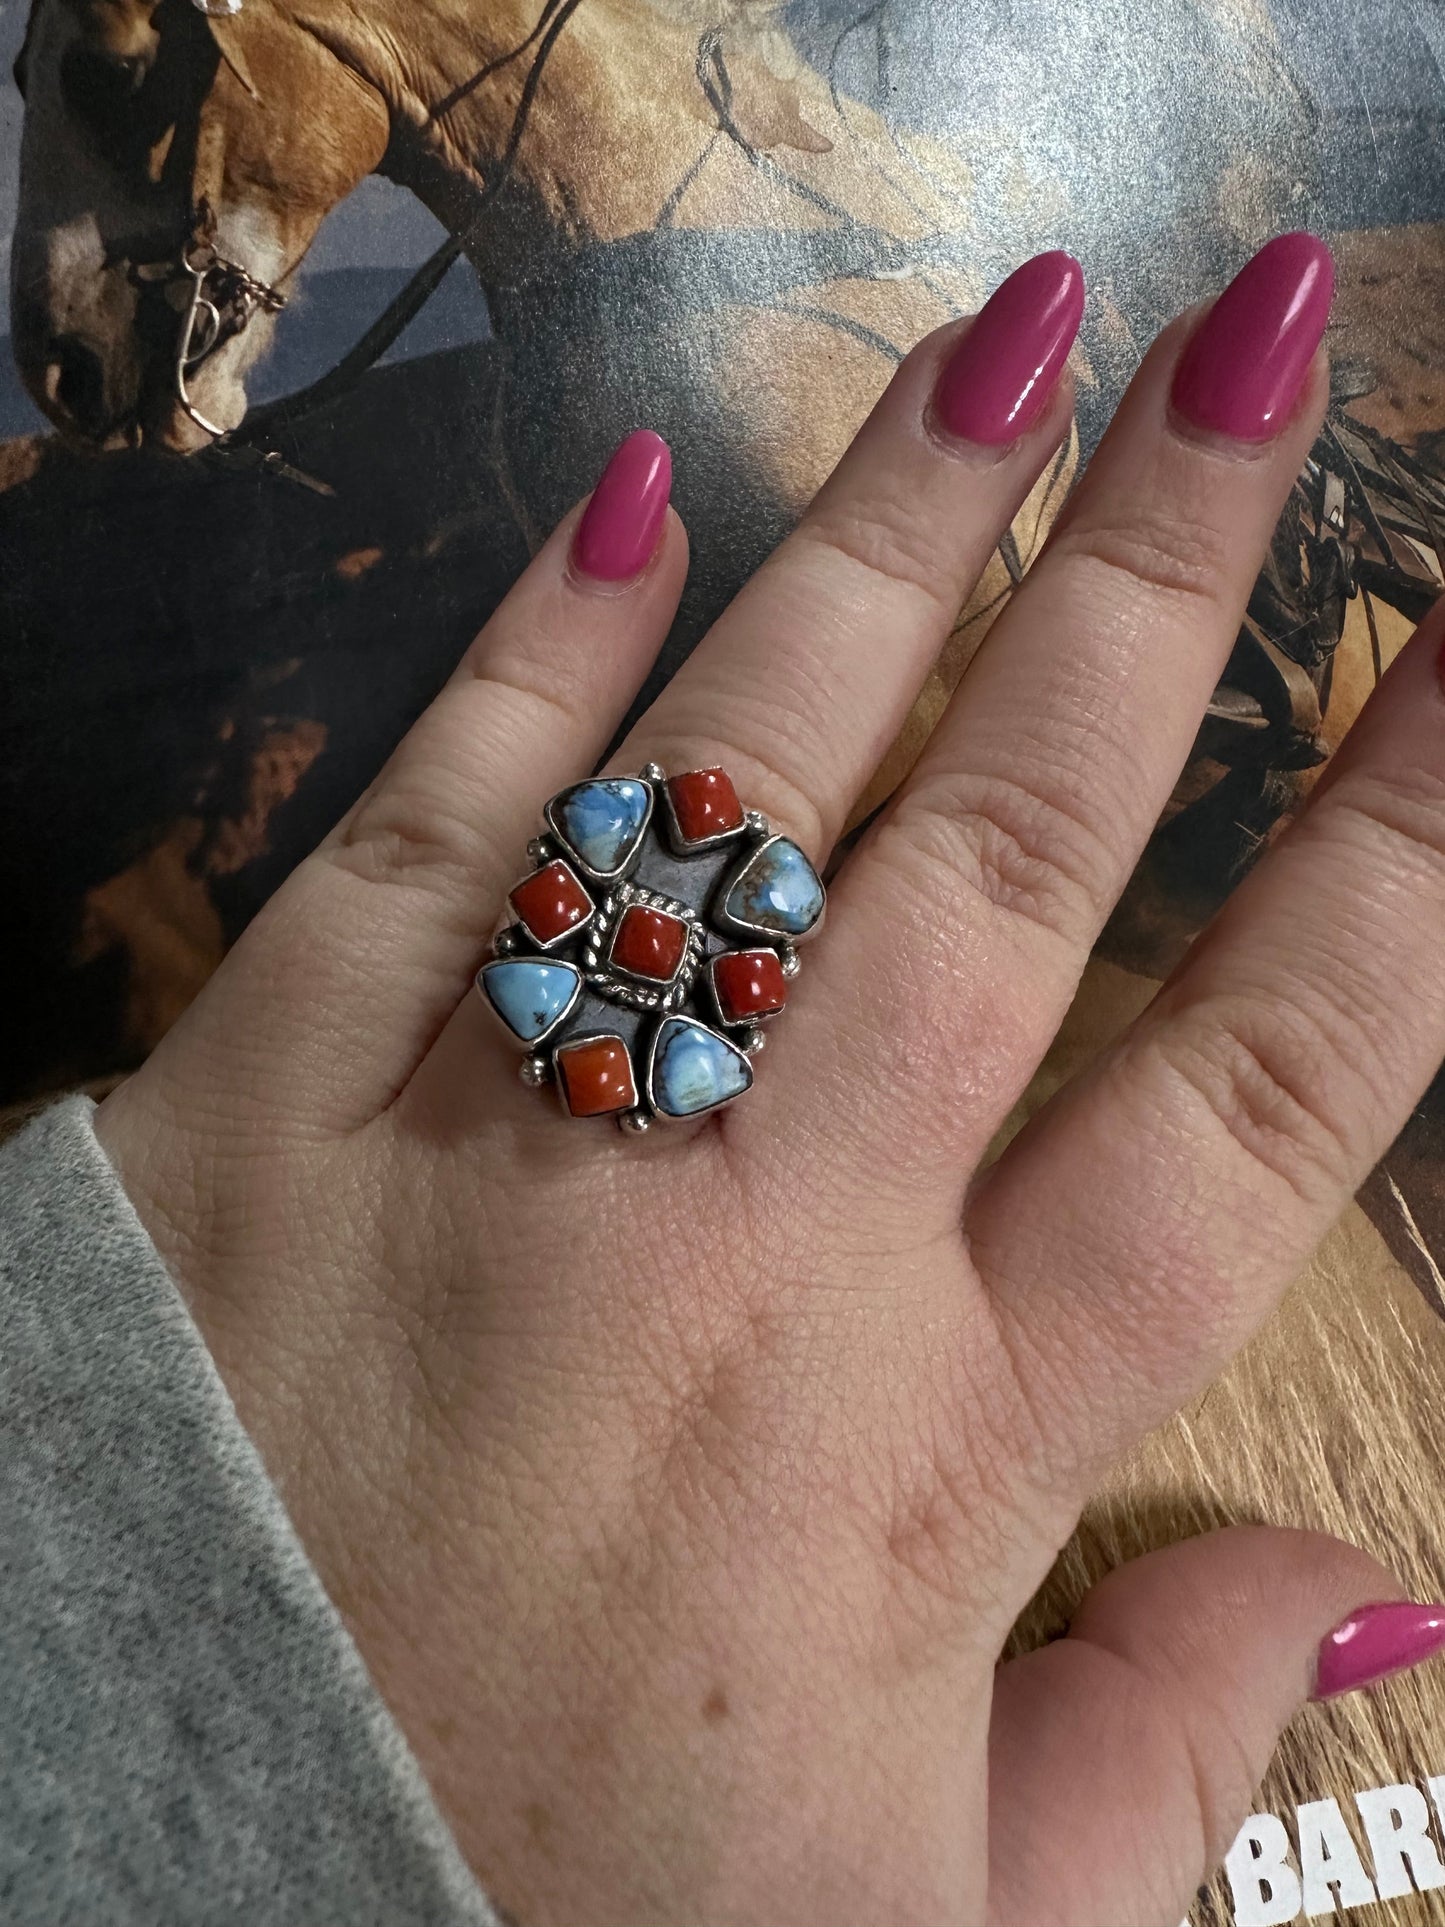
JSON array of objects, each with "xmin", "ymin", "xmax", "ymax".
[
  {"xmin": 508, "ymin": 857, "xmax": 596, "ymax": 951},
  {"xmin": 658, "ymin": 766, "xmax": 752, "ymax": 856},
  {"xmin": 580, "ymin": 881, "xmax": 704, "ymax": 1012},
  {"xmin": 704, "ymin": 948, "xmax": 791, "ymax": 1030},
  {"xmin": 554, "ymin": 1030, "xmax": 639, "ymax": 1118},
  {"xmin": 477, "ymin": 957, "xmax": 584, "ymax": 1049},
  {"xmin": 643, "ymin": 1014, "xmax": 755, "ymax": 1123},
  {"xmin": 543, "ymin": 777, "xmax": 655, "ymax": 884},
  {"xmin": 711, "ymin": 834, "xmax": 826, "ymax": 945}
]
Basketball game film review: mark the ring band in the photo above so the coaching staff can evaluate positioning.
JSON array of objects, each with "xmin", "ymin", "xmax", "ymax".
[{"xmin": 477, "ymin": 763, "xmax": 825, "ymax": 1130}]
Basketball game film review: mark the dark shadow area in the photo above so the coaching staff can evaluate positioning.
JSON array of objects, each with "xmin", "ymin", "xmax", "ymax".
[{"xmin": 0, "ymin": 312, "xmax": 791, "ymax": 1097}]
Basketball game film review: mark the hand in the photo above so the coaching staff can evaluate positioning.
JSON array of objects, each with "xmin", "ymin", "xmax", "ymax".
[{"xmin": 95, "ymin": 239, "xmax": 1444, "ymax": 1926}]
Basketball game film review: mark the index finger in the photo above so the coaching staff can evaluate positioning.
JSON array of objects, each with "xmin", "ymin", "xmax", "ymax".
[{"xmin": 971, "ymin": 597, "xmax": 1445, "ymax": 1498}]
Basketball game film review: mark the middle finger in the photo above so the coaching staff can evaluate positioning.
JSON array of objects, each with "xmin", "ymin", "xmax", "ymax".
[
  {"xmin": 608, "ymin": 250, "xmax": 1086, "ymax": 862},
  {"xmin": 783, "ymin": 233, "xmax": 1335, "ymax": 1194}
]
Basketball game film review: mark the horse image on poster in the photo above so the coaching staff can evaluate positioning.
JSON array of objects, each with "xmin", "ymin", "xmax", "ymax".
[{"xmin": 10, "ymin": 0, "xmax": 1058, "ymax": 664}]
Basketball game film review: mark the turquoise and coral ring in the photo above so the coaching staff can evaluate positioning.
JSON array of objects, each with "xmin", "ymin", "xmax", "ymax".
[{"xmin": 477, "ymin": 764, "xmax": 825, "ymax": 1129}]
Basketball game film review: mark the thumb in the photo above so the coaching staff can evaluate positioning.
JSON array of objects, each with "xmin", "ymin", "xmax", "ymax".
[{"xmin": 986, "ymin": 1525, "xmax": 1445, "ymax": 1927}]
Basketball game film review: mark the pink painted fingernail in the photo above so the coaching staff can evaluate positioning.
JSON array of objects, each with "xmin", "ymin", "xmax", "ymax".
[
  {"xmin": 573, "ymin": 430, "xmax": 671, "ymax": 582},
  {"xmin": 1312, "ymin": 1601, "xmax": 1445, "ymax": 1701},
  {"xmin": 932, "ymin": 251, "xmax": 1085, "ymax": 447},
  {"xmin": 1171, "ymin": 232, "xmax": 1334, "ymax": 444}
]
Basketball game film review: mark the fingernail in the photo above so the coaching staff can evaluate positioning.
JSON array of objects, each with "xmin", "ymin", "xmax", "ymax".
[
  {"xmin": 572, "ymin": 430, "xmax": 672, "ymax": 582},
  {"xmin": 1312, "ymin": 1601, "xmax": 1445, "ymax": 1701},
  {"xmin": 932, "ymin": 250, "xmax": 1085, "ymax": 447},
  {"xmin": 1171, "ymin": 232, "xmax": 1334, "ymax": 444}
]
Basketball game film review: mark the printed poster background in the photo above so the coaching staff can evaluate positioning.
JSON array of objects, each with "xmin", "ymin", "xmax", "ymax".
[{"xmin": 4, "ymin": 3, "xmax": 1445, "ymax": 1916}]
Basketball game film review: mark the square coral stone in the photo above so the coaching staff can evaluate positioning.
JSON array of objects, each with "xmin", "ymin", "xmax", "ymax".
[
  {"xmin": 610, "ymin": 903, "xmax": 689, "ymax": 983},
  {"xmin": 509, "ymin": 860, "xmax": 593, "ymax": 946},
  {"xmin": 666, "ymin": 767, "xmax": 744, "ymax": 845},
  {"xmin": 555, "ymin": 1034, "xmax": 637, "ymax": 1117},
  {"xmin": 712, "ymin": 948, "xmax": 787, "ymax": 1025}
]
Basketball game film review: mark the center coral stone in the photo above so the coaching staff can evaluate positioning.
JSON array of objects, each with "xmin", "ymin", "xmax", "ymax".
[{"xmin": 610, "ymin": 903, "xmax": 689, "ymax": 983}]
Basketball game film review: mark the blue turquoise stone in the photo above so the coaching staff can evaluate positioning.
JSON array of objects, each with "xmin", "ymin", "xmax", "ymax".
[
  {"xmin": 479, "ymin": 958, "xmax": 581, "ymax": 1043},
  {"xmin": 650, "ymin": 1018, "xmax": 753, "ymax": 1118},
  {"xmin": 721, "ymin": 837, "xmax": 824, "ymax": 938},
  {"xmin": 549, "ymin": 778, "xmax": 651, "ymax": 876}
]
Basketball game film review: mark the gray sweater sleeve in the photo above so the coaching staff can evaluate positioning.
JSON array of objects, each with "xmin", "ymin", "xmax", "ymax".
[{"xmin": 0, "ymin": 1098, "xmax": 501, "ymax": 1927}]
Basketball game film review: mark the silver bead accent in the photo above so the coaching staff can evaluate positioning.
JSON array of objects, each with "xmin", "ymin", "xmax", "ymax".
[
  {"xmin": 619, "ymin": 1108, "xmax": 652, "ymax": 1134},
  {"xmin": 641, "ymin": 761, "xmax": 667, "ymax": 785},
  {"xmin": 745, "ymin": 810, "xmax": 771, "ymax": 839},
  {"xmin": 519, "ymin": 1056, "xmax": 550, "ymax": 1088},
  {"xmin": 527, "ymin": 836, "xmax": 551, "ymax": 867},
  {"xmin": 779, "ymin": 943, "xmax": 801, "ymax": 980},
  {"xmin": 741, "ymin": 1026, "xmax": 766, "ymax": 1055},
  {"xmin": 494, "ymin": 927, "xmax": 519, "ymax": 956}
]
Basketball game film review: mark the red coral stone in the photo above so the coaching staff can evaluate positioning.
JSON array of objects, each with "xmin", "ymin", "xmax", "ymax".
[
  {"xmin": 667, "ymin": 767, "xmax": 744, "ymax": 844},
  {"xmin": 509, "ymin": 860, "xmax": 593, "ymax": 945},
  {"xmin": 712, "ymin": 948, "xmax": 787, "ymax": 1024},
  {"xmin": 610, "ymin": 904, "xmax": 689, "ymax": 983},
  {"xmin": 555, "ymin": 1034, "xmax": 637, "ymax": 1117}
]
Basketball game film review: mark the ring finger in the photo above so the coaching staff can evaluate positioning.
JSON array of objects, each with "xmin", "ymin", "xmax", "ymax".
[
  {"xmin": 413, "ymin": 252, "xmax": 1086, "ymax": 1122},
  {"xmin": 132, "ymin": 433, "xmax": 687, "ymax": 1133},
  {"xmin": 970, "ymin": 596, "xmax": 1445, "ymax": 1498}
]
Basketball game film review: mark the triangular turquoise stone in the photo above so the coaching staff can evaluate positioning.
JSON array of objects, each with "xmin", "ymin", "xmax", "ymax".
[
  {"xmin": 548, "ymin": 778, "xmax": 651, "ymax": 877},
  {"xmin": 721, "ymin": 837, "xmax": 824, "ymax": 938},
  {"xmin": 479, "ymin": 958, "xmax": 581, "ymax": 1043},
  {"xmin": 649, "ymin": 1018, "xmax": 753, "ymax": 1118}
]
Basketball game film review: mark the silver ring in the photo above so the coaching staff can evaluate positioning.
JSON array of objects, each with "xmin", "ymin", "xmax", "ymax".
[{"xmin": 477, "ymin": 764, "xmax": 825, "ymax": 1130}]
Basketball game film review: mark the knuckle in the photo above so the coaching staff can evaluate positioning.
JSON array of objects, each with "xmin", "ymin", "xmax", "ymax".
[
  {"xmin": 332, "ymin": 780, "xmax": 497, "ymax": 896},
  {"xmin": 462, "ymin": 661, "xmax": 590, "ymax": 742},
  {"xmin": 1326, "ymin": 763, "xmax": 1445, "ymax": 874},
  {"xmin": 324, "ymin": 662, "xmax": 592, "ymax": 900},
  {"xmin": 1053, "ymin": 506, "xmax": 1233, "ymax": 614},
  {"xmin": 322, "ymin": 663, "xmax": 590, "ymax": 898},
  {"xmin": 889, "ymin": 767, "xmax": 1116, "ymax": 947},
  {"xmin": 793, "ymin": 494, "xmax": 961, "ymax": 626},
  {"xmin": 1147, "ymin": 998, "xmax": 1362, "ymax": 1208}
]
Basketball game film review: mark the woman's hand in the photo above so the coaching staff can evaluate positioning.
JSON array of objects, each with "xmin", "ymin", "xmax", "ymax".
[{"xmin": 95, "ymin": 237, "xmax": 1443, "ymax": 1926}]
